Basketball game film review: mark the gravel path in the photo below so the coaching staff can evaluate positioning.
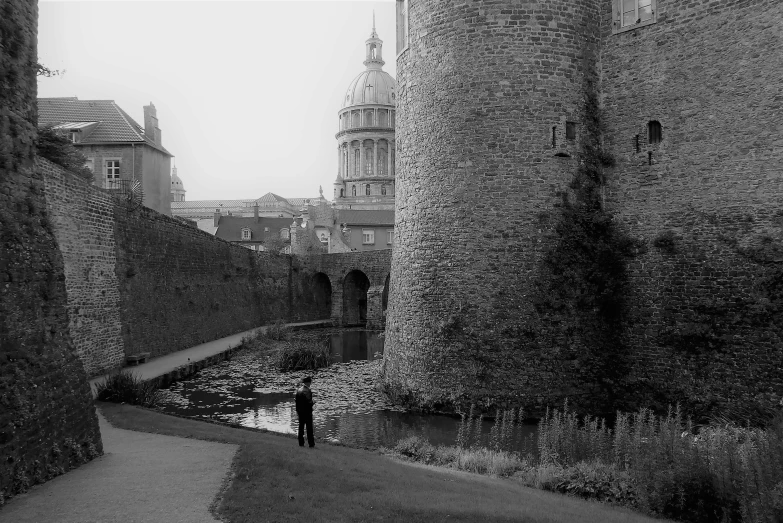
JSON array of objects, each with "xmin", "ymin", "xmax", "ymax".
[{"xmin": 0, "ymin": 409, "xmax": 238, "ymax": 523}]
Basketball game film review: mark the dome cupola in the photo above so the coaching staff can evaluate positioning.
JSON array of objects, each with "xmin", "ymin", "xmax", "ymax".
[{"xmin": 342, "ymin": 16, "xmax": 396, "ymax": 109}]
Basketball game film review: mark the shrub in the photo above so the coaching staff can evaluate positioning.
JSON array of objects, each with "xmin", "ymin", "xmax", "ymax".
[
  {"xmin": 264, "ymin": 319, "xmax": 291, "ymax": 341},
  {"xmin": 36, "ymin": 127, "xmax": 95, "ymax": 182},
  {"xmin": 391, "ymin": 436, "xmax": 524, "ymax": 477},
  {"xmin": 95, "ymin": 370, "xmax": 160, "ymax": 407},
  {"xmin": 551, "ymin": 461, "xmax": 638, "ymax": 506},
  {"xmin": 275, "ymin": 338, "xmax": 330, "ymax": 372}
]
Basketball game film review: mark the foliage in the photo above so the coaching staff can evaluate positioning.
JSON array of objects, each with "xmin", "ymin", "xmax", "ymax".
[
  {"xmin": 36, "ymin": 126, "xmax": 94, "ymax": 182},
  {"xmin": 275, "ymin": 337, "xmax": 330, "ymax": 372},
  {"xmin": 535, "ymin": 80, "xmax": 640, "ymax": 413},
  {"xmin": 35, "ymin": 62, "xmax": 64, "ymax": 77},
  {"xmin": 391, "ymin": 435, "xmax": 525, "ymax": 477},
  {"xmin": 95, "ymin": 369, "xmax": 160, "ymax": 407}
]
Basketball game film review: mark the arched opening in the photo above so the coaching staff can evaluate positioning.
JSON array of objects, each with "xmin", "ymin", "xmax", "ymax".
[
  {"xmin": 340, "ymin": 188, "xmax": 344, "ymax": 197},
  {"xmin": 352, "ymin": 112, "xmax": 360, "ymax": 128},
  {"xmin": 352, "ymin": 185, "xmax": 357, "ymax": 196},
  {"xmin": 312, "ymin": 272, "xmax": 332, "ymax": 319},
  {"xmin": 343, "ymin": 270, "xmax": 370, "ymax": 326},
  {"xmin": 365, "ymin": 184, "xmax": 371, "ymax": 196},
  {"xmin": 382, "ymin": 273, "xmax": 390, "ymax": 313}
]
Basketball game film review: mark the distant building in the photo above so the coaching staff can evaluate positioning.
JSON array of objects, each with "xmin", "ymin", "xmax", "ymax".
[
  {"xmin": 171, "ymin": 192, "xmax": 327, "ymax": 235},
  {"xmin": 170, "ymin": 162, "xmax": 186, "ymax": 202},
  {"xmin": 38, "ymin": 97, "xmax": 174, "ymax": 215},
  {"xmin": 336, "ymin": 209, "xmax": 394, "ymax": 252},
  {"xmin": 213, "ymin": 204, "xmax": 292, "ymax": 253}
]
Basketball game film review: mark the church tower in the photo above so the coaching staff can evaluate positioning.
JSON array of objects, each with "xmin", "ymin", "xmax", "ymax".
[
  {"xmin": 333, "ymin": 19, "xmax": 396, "ymax": 210},
  {"xmin": 170, "ymin": 162, "xmax": 186, "ymax": 202}
]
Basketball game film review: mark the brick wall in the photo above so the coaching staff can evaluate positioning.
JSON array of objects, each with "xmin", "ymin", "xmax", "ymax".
[
  {"xmin": 40, "ymin": 158, "xmax": 125, "ymax": 376},
  {"xmin": 0, "ymin": 0, "xmax": 101, "ymax": 503}
]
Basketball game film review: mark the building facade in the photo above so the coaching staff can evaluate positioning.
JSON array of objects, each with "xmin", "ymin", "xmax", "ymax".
[{"xmin": 38, "ymin": 98, "xmax": 174, "ymax": 215}]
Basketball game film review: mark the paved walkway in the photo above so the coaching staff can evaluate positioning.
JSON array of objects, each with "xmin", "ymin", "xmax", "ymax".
[
  {"xmin": 0, "ymin": 410, "xmax": 238, "ymax": 523},
  {"xmin": 89, "ymin": 320, "xmax": 331, "ymax": 395}
]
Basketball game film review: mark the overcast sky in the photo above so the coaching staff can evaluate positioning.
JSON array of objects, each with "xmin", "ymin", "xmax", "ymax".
[{"xmin": 38, "ymin": 0, "xmax": 397, "ymax": 201}]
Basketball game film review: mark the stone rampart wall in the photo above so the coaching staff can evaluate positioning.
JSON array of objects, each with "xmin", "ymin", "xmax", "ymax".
[
  {"xmin": 600, "ymin": 0, "xmax": 783, "ymax": 412},
  {"xmin": 0, "ymin": 0, "xmax": 101, "ymax": 503},
  {"xmin": 385, "ymin": 0, "xmax": 783, "ymax": 416},
  {"xmin": 40, "ymin": 158, "xmax": 125, "ymax": 376}
]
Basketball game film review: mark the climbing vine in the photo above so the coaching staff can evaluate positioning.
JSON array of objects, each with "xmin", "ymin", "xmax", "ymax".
[{"xmin": 535, "ymin": 79, "xmax": 640, "ymax": 415}]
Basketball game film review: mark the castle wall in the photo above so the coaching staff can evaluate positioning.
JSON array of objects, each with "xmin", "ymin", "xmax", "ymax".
[
  {"xmin": 384, "ymin": 0, "xmax": 603, "ymax": 409},
  {"xmin": 40, "ymin": 158, "xmax": 125, "ymax": 376},
  {"xmin": 600, "ymin": 0, "xmax": 783, "ymax": 410},
  {"xmin": 0, "ymin": 1, "xmax": 102, "ymax": 503},
  {"xmin": 385, "ymin": 0, "xmax": 783, "ymax": 415}
]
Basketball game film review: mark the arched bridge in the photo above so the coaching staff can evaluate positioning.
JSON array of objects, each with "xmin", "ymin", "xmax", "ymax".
[{"xmin": 297, "ymin": 249, "xmax": 391, "ymax": 330}]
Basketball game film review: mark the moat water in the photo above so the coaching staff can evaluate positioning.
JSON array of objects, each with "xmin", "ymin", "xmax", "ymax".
[{"xmin": 155, "ymin": 330, "xmax": 537, "ymax": 451}]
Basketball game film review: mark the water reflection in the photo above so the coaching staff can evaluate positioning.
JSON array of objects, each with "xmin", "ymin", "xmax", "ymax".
[{"xmin": 157, "ymin": 329, "xmax": 537, "ymax": 452}]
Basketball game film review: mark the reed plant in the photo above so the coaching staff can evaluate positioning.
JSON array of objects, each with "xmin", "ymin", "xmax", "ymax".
[
  {"xmin": 275, "ymin": 337, "xmax": 330, "ymax": 372},
  {"xmin": 95, "ymin": 369, "xmax": 159, "ymax": 407}
]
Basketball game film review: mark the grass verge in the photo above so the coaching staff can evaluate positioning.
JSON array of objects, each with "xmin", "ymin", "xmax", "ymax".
[{"xmin": 99, "ymin": 403, "xmax": 664, "ymax": 523}]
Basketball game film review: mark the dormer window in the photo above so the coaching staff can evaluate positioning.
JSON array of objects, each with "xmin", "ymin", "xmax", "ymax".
[
  {"xmin": 241, "ymin": 228, "xmax": 251, "ymax": 240},
  {"xmin": 281, "ymin": 228, "xmax": 290, "ymax": 239}
]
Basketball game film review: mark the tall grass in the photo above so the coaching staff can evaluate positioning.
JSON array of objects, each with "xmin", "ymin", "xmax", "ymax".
[
  {"xmin": 275, "ymin": 338, "xmax": 330, "ymax": 372},
  {"xmin": 95, "ymin": 370, "xmax": 160, "ymax": 407},
  {"xmin": 394, "ymin": 402, "xmax": 783, "ymax": 522}
]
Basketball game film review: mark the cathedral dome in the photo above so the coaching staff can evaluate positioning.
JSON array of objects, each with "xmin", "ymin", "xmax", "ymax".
[
  {"xmin": 341, "ymin": 23, "xmax": 396, "ymax": 109},
  {"xmin": 342, "ymin": 69, "xmax": 396, "ymax": 109}
]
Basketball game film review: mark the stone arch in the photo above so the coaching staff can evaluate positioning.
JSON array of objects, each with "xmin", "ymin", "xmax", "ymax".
[
  {"xmin": 312, "ymin": 272, "xmax": 332, "ymax": 320},
  {"xmin": 343, "ymin": 270, "xmax": 370, "ymax": 326}
]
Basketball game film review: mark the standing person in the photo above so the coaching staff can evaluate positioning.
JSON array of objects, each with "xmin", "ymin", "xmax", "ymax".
[{"xmin": 295, "ymin": 376, "xmax": 315, "ymax": 448}]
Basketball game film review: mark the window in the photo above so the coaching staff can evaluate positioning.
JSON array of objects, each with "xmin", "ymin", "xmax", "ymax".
[
  {"xmin": 264, "ymin": 227, "xmax": 269, "ymax": 232},
  {"xmin": 104, "ymin": 159, "xmax": 121, "ymax": 189},
  {"xmin": 319, "ymin": 233, "xmax": 328, "ymax": 243},
  {"xmin": 242, "ymin": 228, "xmax": 251, "ymax": 240},
  {"xmin": 352, "ymin": 185, "xmax": 357, "ymax": 197},
  {"xmin": 281, "ymin": 228, "xmax": 290, "ymax": 239},
  {"xmin": 366, "ymin": 150, "xmax": 374, "ymax": 175},
  {"xmin": 566, "ymin": 122, "xmax": 577, "ymax": 140},
  {"xmin": 614, "ymin": 0, "xmax": 656, "ymax": 33},
  {"xmin": 362, "ymin": 229, "xmax": 375, "ymax": 245},
  {"xmin": 381, "ymin": 184, "xmax": 387, "ymax": 196},
  {"xmin": 387, "ymin": 230, "xmax": 394, "ymax": 245},
  {"xmin": 396, "ymin": 0, "xmax": 409, "ymax": 55},
  {"xmin": 85, "ymin": 158, "xmax": 94, "ymax": 172},
  {"xmin": 365, "ymin": 184, "xmax": 371, "ymax": 196},
  {"xmin": 340, "ymin": 189, "xmax": 344, "ymax": 197},
  {"xmin": 354, "ymin": 150, "xmax": 360, "ymax": 177},
  {"xmin": 648, "ymin": 120, "xmax": 662, "ymax": 144}
]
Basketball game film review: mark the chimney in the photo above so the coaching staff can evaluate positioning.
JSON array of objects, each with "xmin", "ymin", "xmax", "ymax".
[
  {"xmin": 143, "ymin": 102, "xmax": 162, "ymax": 146},
  {"xmin": 213, "ymin": 209, "xmax": 221, "ymax": 228},
  {"xmin": 253, "ymin": 203, "xmax": 259, "ymax": 222}
]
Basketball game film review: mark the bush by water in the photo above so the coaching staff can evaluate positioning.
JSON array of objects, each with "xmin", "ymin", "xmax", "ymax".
[{"xmin": 95, "ymin": 370, "xmax": 160, "ymax": 407}]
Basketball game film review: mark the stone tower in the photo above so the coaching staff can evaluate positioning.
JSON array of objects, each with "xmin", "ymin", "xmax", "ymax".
[
  {"xmin": 383, "ymin": 0, "xmax": 601, "ymax": 408},
  {"xmin": 333, "ymin": 21, "xmax": 396, "ymax": 210}
]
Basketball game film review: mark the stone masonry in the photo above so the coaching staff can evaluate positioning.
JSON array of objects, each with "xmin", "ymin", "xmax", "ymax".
[
  {"xmin": 0, "ymin": 0, "xmax": 102, "ymax": 504},
  {"xmin": 40, "ymin": 158, "xmax": 125, "ymax": 376},
  {"xmin": 384, "ymin": 0, "xmax": 783, "ymax": 415}
]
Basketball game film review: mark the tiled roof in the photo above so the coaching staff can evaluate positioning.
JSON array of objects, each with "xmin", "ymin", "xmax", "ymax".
[
  {"xmin": 37, "ymin": 98, "xmax": 173, "ymax": 156},
  {"xmin": 254, "ymin": 192, "xmax": 290, "ymax": 204},
  {"xmin": 214, "ymin": 216, "xmax": 293, "ymax": 242},
  {"xmin": 337, "ymin": 209, "xmax": 395, "ymax": 226}
]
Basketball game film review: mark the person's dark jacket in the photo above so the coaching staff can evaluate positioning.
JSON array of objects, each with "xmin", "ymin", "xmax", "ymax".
[{"xmin": 295, "ymin": 385, "xmax": 314, "ymax": 415}]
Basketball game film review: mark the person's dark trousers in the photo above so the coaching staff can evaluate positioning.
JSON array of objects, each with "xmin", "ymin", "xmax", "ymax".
[{"xmin": 298, "ymin": 412, "xmax": 314, "ymax": 447}]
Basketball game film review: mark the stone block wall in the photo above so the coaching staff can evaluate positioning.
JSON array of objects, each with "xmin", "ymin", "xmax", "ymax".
[
  {"xmin": 40, "ymin": 158, "xmax": 125, "ymax": 376},
  {"xmin": 112, "ymin": 204, "xmax": 291, "ymax": 359},
  {"xmin": 384, "ymin": 0, "xmax": 783, "ymax": 416},
  {"xmin": 0, "ymin": 0, "xmax": 101, "ymax": 504},
  {"xmin": 600, "ymin": 0, "xmax": 783, "ymax": 412},
  {"xmin": 384, "ymin": 0, "xmax": 603, "ymax": 411}
]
